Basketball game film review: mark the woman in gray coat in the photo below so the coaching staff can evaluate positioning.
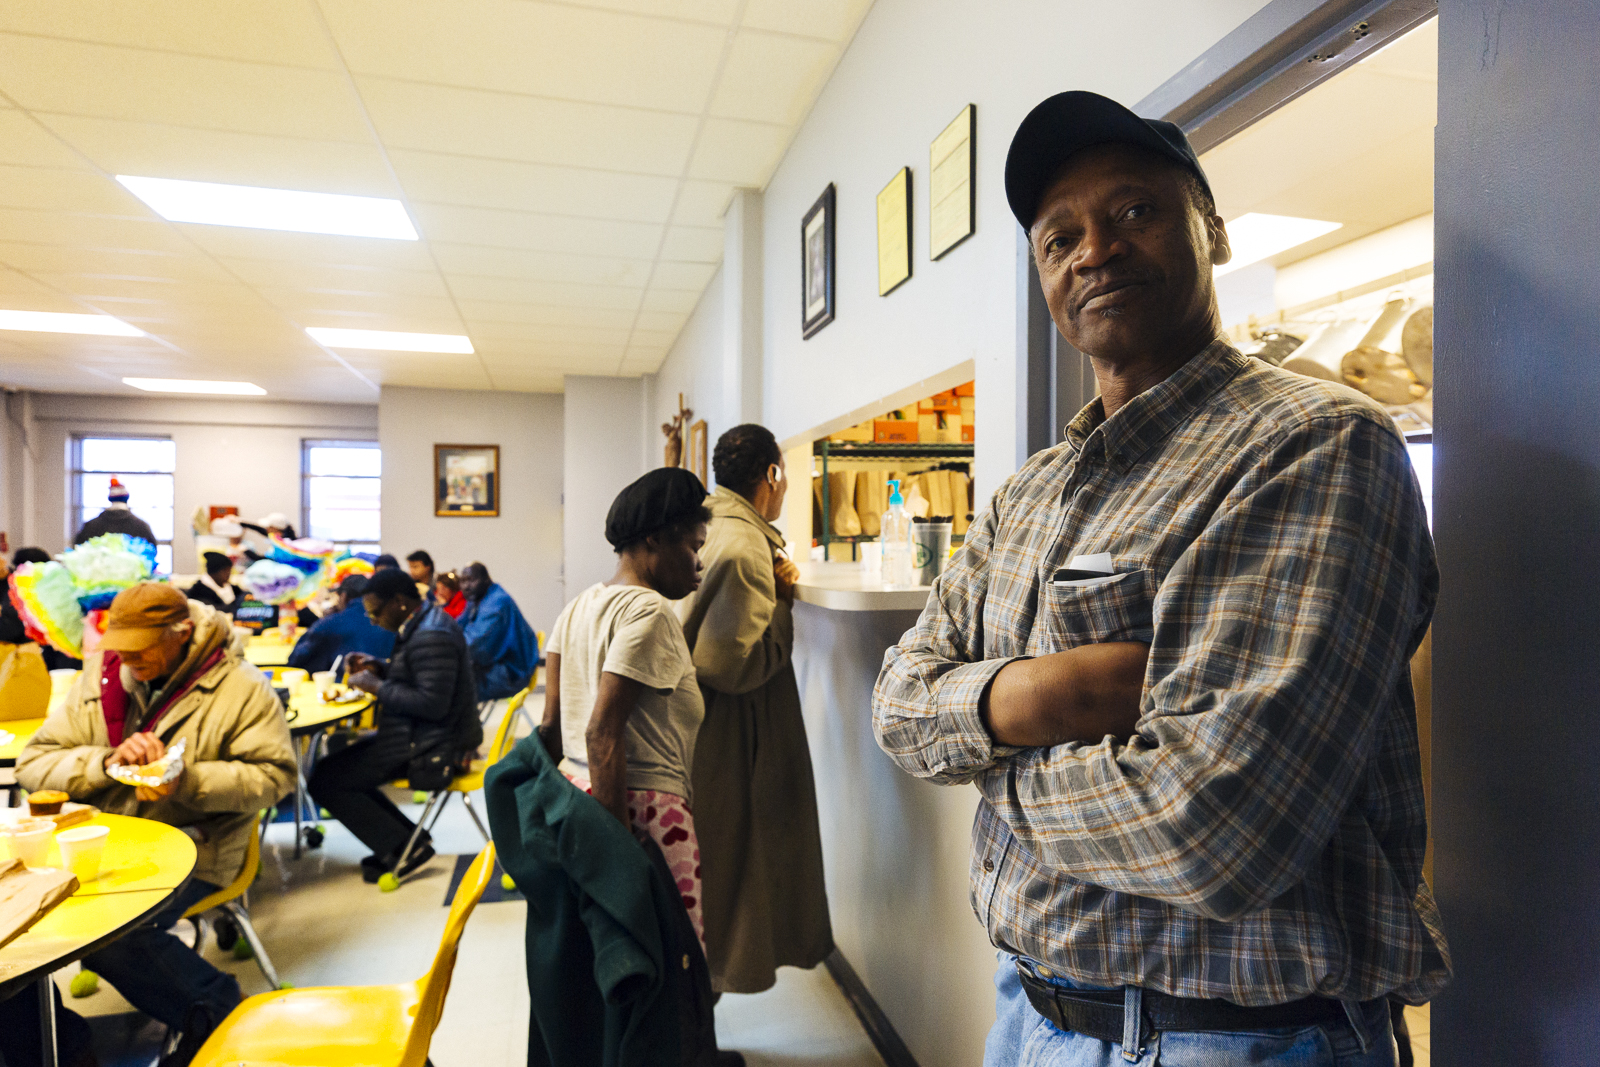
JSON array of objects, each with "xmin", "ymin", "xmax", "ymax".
[{"xmin": 678, "ymin": 424, "xmax": 834, "ymax": 994}]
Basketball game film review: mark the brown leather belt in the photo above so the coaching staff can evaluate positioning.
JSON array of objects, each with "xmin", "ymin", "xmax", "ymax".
[{"xmin": 1018, "ymin": 965, "xmax": 1363, "ymax": 1047}]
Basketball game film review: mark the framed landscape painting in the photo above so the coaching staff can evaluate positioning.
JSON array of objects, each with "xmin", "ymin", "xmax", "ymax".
[{"xmin": 434, "ymin": 444, "xmax": 499, "ymax": 517}]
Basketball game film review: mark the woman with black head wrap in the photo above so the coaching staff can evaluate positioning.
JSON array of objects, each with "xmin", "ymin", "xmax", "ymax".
[
  {"xmin": 539, "ymin": 466, "xmax": 714, "ymax": 941},
  {"xmin": 675, "ymin": 424, "xmax": 834, "ymax": 994}
]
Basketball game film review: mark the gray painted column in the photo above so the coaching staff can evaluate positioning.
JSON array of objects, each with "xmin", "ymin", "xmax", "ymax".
[
  {"xmin": 722, "ymin": 188, "xmax": 764, "ymax": 427},
  {"xmin": 1433, "ymin": 1, "xmax": 1600, "ymax": 1060}
]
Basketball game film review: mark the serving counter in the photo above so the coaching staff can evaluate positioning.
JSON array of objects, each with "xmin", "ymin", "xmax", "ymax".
[{"xmin": 790, "ymin": 562, "xmax": 998, "ymax": 1067}]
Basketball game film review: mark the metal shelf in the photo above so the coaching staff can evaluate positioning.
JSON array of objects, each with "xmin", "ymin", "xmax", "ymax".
[{"xmin": 813, "ymin": 441, "xmax": 974, "ymax": 459}]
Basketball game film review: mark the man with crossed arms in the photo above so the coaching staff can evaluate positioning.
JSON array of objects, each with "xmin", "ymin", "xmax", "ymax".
[{"xmin": 873, "ymin": 92, "xmax": 1448, "ymax": 1066}]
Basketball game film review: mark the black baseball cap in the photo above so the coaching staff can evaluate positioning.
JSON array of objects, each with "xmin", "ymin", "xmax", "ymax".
[{"xmin": 1005, "ymin": 91, "xmax": 1212, "ymax": 231}]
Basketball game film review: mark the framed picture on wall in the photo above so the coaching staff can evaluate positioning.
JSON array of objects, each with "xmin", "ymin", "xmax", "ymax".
[
  {"xmin": 434, "ymin": 444, "xmax": 500, "ymax": 517},
  {"xmin": 801, "ymin": 183, "xmax": 836, "ymax": 339},
  {"xmin": 687, "ymin": 420, "xmax": 708, "ymax": 487}
]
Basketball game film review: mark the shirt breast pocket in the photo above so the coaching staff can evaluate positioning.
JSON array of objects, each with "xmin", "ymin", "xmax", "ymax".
[{"xmin": 1032, "ymin": 568, "xmax": 1157, "ymax": 654}]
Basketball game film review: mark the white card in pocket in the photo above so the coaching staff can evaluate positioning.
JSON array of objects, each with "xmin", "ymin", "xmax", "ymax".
[{"xmin": 1053, "ymin": 552, "xmax": 1119, "ymax": 589}]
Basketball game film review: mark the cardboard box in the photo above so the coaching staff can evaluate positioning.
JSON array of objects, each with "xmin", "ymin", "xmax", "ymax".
[
  {"xmin": 959, "ymin": 396, "xmax": 976, "ymax": 421},
  {"xmin": 874, "ymin": 419, "xmax": 918, "ymax": 443},
  {"xmin": 919, "ymin": 412, "xmax": 964, "ymax": 443},
  {"xmin": 919, "ymin": 389, "xmax": 961, "ymax": 414},
  {"xmin": 954, "ymin": 380, "xmax": 976, "ymax": 397},
  {"xmin": 829, "ymin": 420, "xmax": 873, "ymax": 443},
  {"xmin": 961, "ymin": 424, "xmax": 975, "ymax": 443}
]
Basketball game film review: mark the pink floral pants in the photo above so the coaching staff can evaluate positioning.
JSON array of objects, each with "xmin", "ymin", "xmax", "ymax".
[{"xmin": 563, "ymin": 772, "xmax": 703, "ymax": 947}]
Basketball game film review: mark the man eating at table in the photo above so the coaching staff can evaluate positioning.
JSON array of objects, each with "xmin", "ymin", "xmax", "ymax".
[{"xmin": 5, "ymin": 582, "xmax": 297, "ymax": 1067}]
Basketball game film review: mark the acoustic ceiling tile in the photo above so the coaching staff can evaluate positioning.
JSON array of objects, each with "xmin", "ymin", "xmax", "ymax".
[
  {"xmin": 669, "ymin": 180, "xmax": 738, "ymax": 228},
  {"xmin": 0, "ymin": 110, "xmax": 94, "ymax": 169},
  {"xmin": 37, "ymin": 115, "xmax": 400, "ymax": 198},
  {"xmin": 740, "ymin": 0, "xmax": 874, "ymax": 42},
  {"xmin": 256, "ymin": 288, "xmax": 463, "ymax": 325},
  {"xmin": 659, "ymin": 224, "xmax": 723, "ymax": 263},
  {"xmin": 467, "ymin": 322, "xmax": 632, "ymax": 346},
  {"xmin": 215, "ymin": 259, "xmax": 450, "ymax": 298},
  {"xmin": 412, "ymin": 205, "xmax": 663, "ymax": 258},
  {"xmin": 649, "ymin": 260, "xmax": 717, "ymax": 291},
  {"xmin": 178, "ymin": 226, "xmax": 439, "ymax": 271},
  {"xmin": 484, "ymin": 371, "xmax": 563, "ymax": 393},
  {"xmin": 0, "ymin": 3, "xmax": 341, "ymax": 68},
  {"xmin": 388, "ymin": 151, "xmax": 679, "ymax": 222},
  {"xmin": 708, "ymin": 32, "xmax": 838, "ymax": 126},
  {"xmin": 356, "ymin": 77, "xmax": 699, "ymax": 175},
  {"xmin": 0, "ymin": 244, "xmax": 232, "ymax": 282},
  {"xmin": 30, "ymin": 274, "xmax": 251, "ymax": 305},
  {"xmin": 626, "ymin": 328, "xmax": 680, "ymax": 349},
  {"xmin": 455, "ymin": 301, "xmax": 636, "ymax": 329},
  {"xmin": 686, "ymin": 117, "xmax": 791, "ymax": 185},
  {"xmin": 0, "ymin": 166, "xmax": 150, "ymax": 215},
  {"xmin": 0, "ymin": 37, "xmax": 371, "ymax": 143},
  {"xmin": 639, "ymin": 287, "xmax": 699, "ymax": 313},
  {"xmin": 632, "ymin": 310, "xmax": 690, "ymax": 333},
  {"xmin": 0, "ymin": 209, "xmax": 192, "ymax": 253},
  {"xmin": 432, "ymin": 240, "xmax": 655, "ymax": 285},
  {"xmin": 557, "ymin": 0, "xmax": 740, "ymax": 23},
  {"xmin": 322, "ymin": 0, "xmax": 725, "ymax": 114}
]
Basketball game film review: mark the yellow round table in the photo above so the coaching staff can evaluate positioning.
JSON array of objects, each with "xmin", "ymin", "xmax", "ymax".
[
  {"xmin": 245, "ymin": 634, "xmax": 296, "ymax": 667},
  {"xmin": 0, "ymin": 815, "xmax": 197, "ymax": 1064},
  {"xmin": 0, "ymin": 719, "xmax": 44, "ymax": 769}
]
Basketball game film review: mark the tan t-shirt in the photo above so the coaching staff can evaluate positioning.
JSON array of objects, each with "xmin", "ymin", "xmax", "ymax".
[{"xmin": 546, "ymin": 582, "xmax": 704, "ymax": 801}]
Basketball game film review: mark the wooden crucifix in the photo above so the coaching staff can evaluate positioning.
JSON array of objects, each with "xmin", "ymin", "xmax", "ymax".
[{"xmin": 661, "ymin": 393, "xmax": 693, "ymax": 468}]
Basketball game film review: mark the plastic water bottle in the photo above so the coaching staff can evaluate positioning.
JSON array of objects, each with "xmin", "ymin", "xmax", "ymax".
[{"xmin": 881, "ymin": 479, "xmax": 913, "ymax": 589}]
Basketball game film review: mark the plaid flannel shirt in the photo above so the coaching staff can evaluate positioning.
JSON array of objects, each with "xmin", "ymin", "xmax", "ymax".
[{"xmin": 873, "ymin": 341, "xmax": 1450, "ymax": 1006}]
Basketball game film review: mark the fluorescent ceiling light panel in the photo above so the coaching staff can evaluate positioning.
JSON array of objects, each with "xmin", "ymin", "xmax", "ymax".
[
  {"xmin": 1215, "ymin": 213, "xmax": 1343, "ymax": 277},
  {"xmin": 123, "ymin": 378, "xmax": 266, "ymax": 396},
  {"xmin": 0, "ymin": 310, "xmax": 143, "ymax": 336},
  {"xmin": 116, "ymin": 176, "xmax": 419, "ymax": 240},
  {"xmin": 306, "ymin": 327, "xmax": 474, "ymax": 353}
]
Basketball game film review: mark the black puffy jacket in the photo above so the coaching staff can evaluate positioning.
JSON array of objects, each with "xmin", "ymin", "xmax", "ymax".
[
  {"xmin": 378, "ymin": 602, "xmax": 482, "ymax": 759},
  {"xmin": 74, "ymin": 507, "xmax": 157, "ymax": 546}
]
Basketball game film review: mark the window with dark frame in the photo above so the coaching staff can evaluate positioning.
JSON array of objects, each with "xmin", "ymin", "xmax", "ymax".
[
  {"xmin": 301, "ymin": 439, "xmax": 381, "ymax": 556},
  {"xmin": 70, "ymin": 435, "xmax": 176, "ymax": 575}
]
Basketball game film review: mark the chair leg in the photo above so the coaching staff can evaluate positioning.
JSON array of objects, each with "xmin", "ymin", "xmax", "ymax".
[
  {"xmin": 459, "ymin": 791, "xmax": 490, "ymax": 843},
  {"xmin": 226, "ymin": 900, "xmax": 281, "ymax": 990},
  {"xmin": 392, "ymin": 793, "xmax": 441, "ymax": 883}
]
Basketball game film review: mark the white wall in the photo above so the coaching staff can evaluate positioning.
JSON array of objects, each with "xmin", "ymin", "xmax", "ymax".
[
  {"xmin": 13, "ymin": 391, "xmax": 376, "ymax": 568},
  {"xmin": 650, "ymin": 264, "xmax": 727, "ymax": 459},
  {"xmin": 562, "ymin": 376, "xmax": 645, "ymax": 598},
  {"xmin": 379, "ymin": 386, "xmax": 564, "ymax": 633},
  {"xmin": 759, "ymin": 0, "xmax": 1276, "ymax": 499}
]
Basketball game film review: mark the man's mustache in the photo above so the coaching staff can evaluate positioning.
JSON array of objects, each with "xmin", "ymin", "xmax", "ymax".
[{"xmin": 1071, "ymin": 269, "xmax": 1160, "ymax": 316}]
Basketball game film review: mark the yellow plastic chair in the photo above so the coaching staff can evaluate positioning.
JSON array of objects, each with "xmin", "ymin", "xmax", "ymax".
[
  {"xmin": 189, "ymin": 843, "xmax": 497, "ymax": 1067},
  {"xmin": 384, "ymin": 688, "xmax": 524, "ymax": 891},
  {"xmin": 184, "ymin": 813, "xmax": 283, "ymax": 989}
]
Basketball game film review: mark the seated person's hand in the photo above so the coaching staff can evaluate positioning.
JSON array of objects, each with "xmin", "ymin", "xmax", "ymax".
[
  {"xmin": 774, "ymin": 557, "xmax": 801, "ymax": 603},
  {"xmin": 106, "ymin": 732, "xmax": 165, "ymax": 771},
  {"xmin": 107, "ymin": 734, "xmax": 183, "ymax": 801},
  {"xmin": 348, "ymin": 669, "xmax": 383, "ymax": 694},
  {"xmin": 343, "ymin": 652, "xmax": 378, "ymax": 677}
]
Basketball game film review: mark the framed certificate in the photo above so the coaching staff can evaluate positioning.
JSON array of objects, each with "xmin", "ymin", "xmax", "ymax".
[
  {"xmin": 876, "ymin": 166, "xmax": 912, "ymax": 296},
  {"xmin": 930, "ymin": 104, "xmax": 976, "ymax": 260},
  {"xmin": 434, "ymin": 444, "xmax": 499, "ymax": 517},
  {"xmin": 801, "ymin": 184, "xmax": 836, "ymax": 339}
]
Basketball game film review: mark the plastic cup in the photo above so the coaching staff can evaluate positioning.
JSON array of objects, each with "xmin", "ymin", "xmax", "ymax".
[
  {"xmin": 911, "ymin": 521, "xmax": 952, "ymax": 585},
  {"xmin": 56, "ymin": 824, "xmax": 109, "ymax": 882},
  {"xmin": 3, "ymin": 818, "xmax": 55, "ymax": 868}
]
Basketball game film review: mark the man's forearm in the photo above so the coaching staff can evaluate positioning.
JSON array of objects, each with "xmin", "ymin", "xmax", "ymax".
[{"xmin": 981, "ymin": 642, "xmax": 1148, "ymax": 747}]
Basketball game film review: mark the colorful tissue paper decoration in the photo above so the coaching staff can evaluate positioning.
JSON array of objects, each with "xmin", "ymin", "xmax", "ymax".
[
  {"xmin": 241, "ymin": 535, "xmax": 369, "ymax": 609},
  {"xmin": 6, "ymin": 535, "xmax": 156, "ymax": 659}
]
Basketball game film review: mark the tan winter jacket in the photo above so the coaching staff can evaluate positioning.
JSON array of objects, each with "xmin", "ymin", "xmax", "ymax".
[{"xmin": 17, "ymin": 601, "xmax": 296, "ymax": 886}]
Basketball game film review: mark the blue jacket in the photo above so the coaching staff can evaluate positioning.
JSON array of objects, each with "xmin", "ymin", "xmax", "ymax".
[
  {"xmin": 461, "ymin": 583, "xmax": 539, "ymax": 700},
  {"xmin": 287, "ymin": 602, "xmax": 396, "ymax": 674}
]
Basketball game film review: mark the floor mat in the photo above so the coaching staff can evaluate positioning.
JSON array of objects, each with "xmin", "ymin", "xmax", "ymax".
[{"xmin": 442, "ymin": 852, "xmax": 524, "ymax": 906}]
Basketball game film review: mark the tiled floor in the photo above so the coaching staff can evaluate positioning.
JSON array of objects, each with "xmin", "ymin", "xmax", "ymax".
[{"xmin": 54, "ymin": 700, "xmax": 885, "ymax": 1067}]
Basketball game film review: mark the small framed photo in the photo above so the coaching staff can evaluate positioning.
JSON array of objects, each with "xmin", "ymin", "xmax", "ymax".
[
  {"xmin": 801, "ymin": 183, "xmax": 836, "ymax": 339},
  {"xmin": 434, "ymin": 444, "xmax": 500, "ymax": 517},
  {"xmin": 687, "ymin": 419, "xmax": 709, "ymax": 487}
]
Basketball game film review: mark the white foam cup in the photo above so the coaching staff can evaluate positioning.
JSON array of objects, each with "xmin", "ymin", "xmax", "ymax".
[
  {"xmin": 3, "ymin": 819, "xmax": 54, "ymax": 868},
  {"xmin": 56, "ymin": 824, "xmax": 110, "ymax": 882}
]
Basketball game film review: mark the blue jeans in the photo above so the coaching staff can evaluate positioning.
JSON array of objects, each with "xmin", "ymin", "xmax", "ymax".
[{"xmin": 985, "ymin": 954, "xmax": 1397, "ymax": 1067}]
